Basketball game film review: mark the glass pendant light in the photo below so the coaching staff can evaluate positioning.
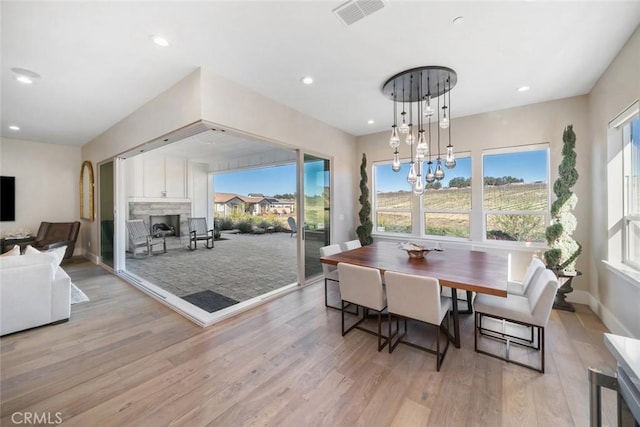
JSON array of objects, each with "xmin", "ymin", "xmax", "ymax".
[
  {"xmin": 416, "ymin": 131, "xmax": 428, "ymax": 159},
  {"xmin": 389, "ymin": 125, "xmax": 399, "ymax": 148},
  {"xmin": 434, "ymin": 160, "xmax": 445, "ymax": 180},
  {"xmin": 424, "ymin": 95, "xmax": 434, "ymax": 117},
  {"xmin": 445, "ymin": 145, "xmax": 456, "ymax": 168},
  {"xmin": 399, "ymin": 92, "xmax": 409, "ymax": 134},
  {"xmin": 405, "ymin": 127, "xmax": 415, "ymax": 145},
  {"xmin": 407, "ymin": 162, "xmax": 417, "ymax": 184},
  {"xmin": 440, "ymin": 105, "xmax": 449, "ymax": 129},
  {"xmin": 392, "ymin": 149, "xmax": 401, "ymax": 172},
  {"xmin": 399, "ymin": 112, "xmax": 409, "ymax": 134},
  {"xmin": 413, "ymin": 176, "xmax": 424, "ymax": 195},
  {"xmin": 425, "ymin": 161, "xmax": 435, "ymax": 183}
]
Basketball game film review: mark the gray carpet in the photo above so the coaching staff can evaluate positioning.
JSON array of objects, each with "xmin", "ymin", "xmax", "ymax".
[
  {"xmin": 125, "ymin": 232, "xmax": 299, "ymax": 302},
  {"xmin": 181, "ymin": 290, "xmax": 238, "ymax": 313}
]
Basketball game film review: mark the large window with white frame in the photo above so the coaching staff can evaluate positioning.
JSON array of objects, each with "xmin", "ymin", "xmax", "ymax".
[
  {"xmin": 482, "ymin": 145, "xmax": 550, "ymax": 243},
  {"xmin": 423, "ymin": 155, "xmax": 472, "ymax": 238},
  {"xmin": 373, "ymin": 161, "xmax": 413, "ymax": 234},
  {"xmin": 623, "ymin": 115, "xmax": 640, "ymax": 269}
]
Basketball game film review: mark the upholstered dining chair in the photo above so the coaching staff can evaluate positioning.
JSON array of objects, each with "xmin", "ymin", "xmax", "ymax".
[
  {"xmin": 507, "ymin": 257, "xmax": 546, "ymax": 296},
  {"xmin": 188, "ymin": 217, "xmax": 214, "ymax": 250},
  {"xmin": 341, "ymin": 239, "xmax": 362, "ymax": 251},
  {"xmin": 337, "ymin": 262, "xmax": 388, "ymax": 351},
  {"xmin": 319, "ymin": 244, "xmax": 342, "ymax": 310},
  {"xmin": 384, "ymin": 271, "xmax": 452, "ymax": 371},
  {"xmin": 473, "ymin": 268, "xmax": 558, "ymax": 373},
  {"xmin": 126, "ymin": 219, "xmax": 166, "ymax": 257}
]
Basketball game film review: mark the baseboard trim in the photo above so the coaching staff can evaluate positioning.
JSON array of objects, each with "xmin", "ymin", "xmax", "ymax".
[{"xmin": 567, "ymin": 290, "xmax": 635, "ymax": 338}]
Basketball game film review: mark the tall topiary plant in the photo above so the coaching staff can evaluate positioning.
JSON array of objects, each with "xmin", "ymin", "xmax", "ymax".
[
  {"xmin": 356, "ymin": 153, "xmax": 373, "ymax": 245},
  {"xmin": 544, "ymin": 125, "xmax": 582, "ymax": 274}
]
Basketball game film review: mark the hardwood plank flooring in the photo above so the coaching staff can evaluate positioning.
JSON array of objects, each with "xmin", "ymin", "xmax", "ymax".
[{"xmin": 0, "ymin": 260, "xmax": 618, "ymax": 426}]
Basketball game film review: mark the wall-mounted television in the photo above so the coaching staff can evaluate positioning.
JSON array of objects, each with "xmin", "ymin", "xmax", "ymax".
[{"xmin": 0, "ymin": 176, "xmax": 16, "ymax": 222}]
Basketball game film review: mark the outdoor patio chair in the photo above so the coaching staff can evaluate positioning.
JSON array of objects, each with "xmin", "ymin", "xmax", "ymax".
[
  {"xmin": 188, "ymin": 217, "xmax": 214, "ymax": 250},
  {"xmin": 287, "ymin": 217, "xmax": 297, "ymax": 237},
  {"xmin": 126, "ymin": 219, "xmax": 166, "ymax": 257}
]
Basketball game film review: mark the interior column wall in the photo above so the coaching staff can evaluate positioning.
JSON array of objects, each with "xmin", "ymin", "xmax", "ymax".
[{"xmin": 588, "ymin": 25, "xmax": 640, "ymax": 338}]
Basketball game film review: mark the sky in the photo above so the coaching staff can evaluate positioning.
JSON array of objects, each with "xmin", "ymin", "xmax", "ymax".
[
  {"xmin": 214, "ymin": 163, "xmax": 296, "ymax": 196},
  {"xmin": 483, "ymin": 149, "xmax": 548, "ymax": 183},
  {"xmin": 214, "ymin": 149, "xmax": 549, "ymax": 195}
]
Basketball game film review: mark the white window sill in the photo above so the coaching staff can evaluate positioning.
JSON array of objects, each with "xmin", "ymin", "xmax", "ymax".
[{"xmin": 602, "ymin": 260, "xmax": 640, "ymax": 289}]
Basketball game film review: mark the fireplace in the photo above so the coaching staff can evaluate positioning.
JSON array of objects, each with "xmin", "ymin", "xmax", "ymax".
[
  {"xmin": 129, "ymin": 201, "xmax": 191, "ymax": 240},
  {"xmin": 150, "ymin": 215, "xmax": 180, "ymax": 237}
]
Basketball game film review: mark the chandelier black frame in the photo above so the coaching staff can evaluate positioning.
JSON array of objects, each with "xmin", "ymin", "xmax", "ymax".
[{"xmin": 382, "ymin": 66, "xmax": 457, "ymax": 195}]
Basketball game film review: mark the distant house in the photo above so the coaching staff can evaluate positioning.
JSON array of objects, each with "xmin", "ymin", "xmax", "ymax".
[
  {"xmin": 214, "ymin": 193, "xmax": 296, "ymax": 216},
  {"xmin": 214, "ymin": 192, "xmax": 247, "ymax": 217}
]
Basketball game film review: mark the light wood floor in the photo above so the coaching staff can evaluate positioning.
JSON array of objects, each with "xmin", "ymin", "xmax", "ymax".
[{"xmin": 1, "ymin": 260, "xmax": 619, "ymax": 426}]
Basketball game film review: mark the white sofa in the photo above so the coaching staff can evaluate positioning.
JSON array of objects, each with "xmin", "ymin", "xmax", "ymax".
[{"xmin": 0, "ymin": 252, "xmax": 71, "ymax": 336}]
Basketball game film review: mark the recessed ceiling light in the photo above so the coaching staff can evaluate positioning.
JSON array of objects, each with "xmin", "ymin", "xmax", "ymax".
[
  {"xmin": 453, "ymin": 16, "xmax": 464, "ymax": 25},
  {"xmin": 151, "ymin": 35, "xmax": 169, "ymax": 47},
  {"xmin": 11, "ymin": 67, "xmax": 40, "ymax": 84},
  {"xmin": 518, "ymin": 85, "xmax": 530, "ymax": 92},
  {"xmin": 9, "ymin": 125, "xmax": 20, "ymax": 131},
  {"xmin": 15, "ymin": 75, "xmax": 33, "ymax": 85},
  {"xmin": 301, "ymin": 76, "xmax": 314, "ymax": 85},
  {"xmin": 367, "ymin": 119, "xmax": 375, "ymax": 124}
]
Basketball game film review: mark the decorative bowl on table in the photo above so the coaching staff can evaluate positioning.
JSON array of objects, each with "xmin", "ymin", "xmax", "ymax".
[{"xmin": 400, "ymin": 242, "xmax": 439, "ymax": 259}]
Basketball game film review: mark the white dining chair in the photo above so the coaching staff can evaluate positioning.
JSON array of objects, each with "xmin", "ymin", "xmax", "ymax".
[
  {"xmin": 473, "ymin": 268, "xmax": 558, "ymax": 373},
  {"xmin": 507, "ymin": 257, "xmax": 546, "ymax": 296},
  {"xmin": 341, "ymin": 239, "xmax": 362, "ymax": 251},
  {"xmin": 319, "ymin": 244, "xmax": 343, "ymax": 310},
  {"xmin": 337, "ymin": 262, "xmax": 388, "ymax": 351},
  {"xmin": 384, "ymin": 271, "xmax": 452, "ymax": 371}
]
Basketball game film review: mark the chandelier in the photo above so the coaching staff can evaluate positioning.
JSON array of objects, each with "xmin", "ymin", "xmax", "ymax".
[{"xmin": 382, "ymin": 66, "xmax": 457, "ymax": 195}]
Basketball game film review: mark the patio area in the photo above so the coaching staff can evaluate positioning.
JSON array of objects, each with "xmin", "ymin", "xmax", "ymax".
[{"xmin": 126, "ymin": 231, "xmax": 299, "ymax": 307}]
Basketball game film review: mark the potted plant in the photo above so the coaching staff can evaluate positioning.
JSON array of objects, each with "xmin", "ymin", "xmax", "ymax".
[
  {"xmin": 544, "ymin": 125, "xmax": 582, "ymax": 311},
  {"xmin": 356, "ymin": 153, "xmax": 373, "ymax": 246}
]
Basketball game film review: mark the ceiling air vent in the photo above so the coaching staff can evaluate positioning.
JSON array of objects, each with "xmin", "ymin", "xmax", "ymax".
[{"xmin": 332, "ymin": 0, "xmax": 386, "ymax": 26}]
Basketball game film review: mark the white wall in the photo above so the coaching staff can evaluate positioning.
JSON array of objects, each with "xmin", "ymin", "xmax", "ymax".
[
  {"xmin": 82, "ymin": 69, "xmax": 203, "ymax": 255},
  {"xmin": 588, "ymin": 25, "xmax": 640, "ymax": 338},
  {"xmin": 0, "ymin": 138, "xmax": 82, "ymax": 252},
  {"xmin": 199, "ymin": 68, "xmax": 358, "ymax": 243}
]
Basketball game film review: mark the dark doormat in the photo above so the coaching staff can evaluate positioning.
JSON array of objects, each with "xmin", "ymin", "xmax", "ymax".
[{"xmin": 182, "ymin": 290, "xmax": 239, "ymax": 313}]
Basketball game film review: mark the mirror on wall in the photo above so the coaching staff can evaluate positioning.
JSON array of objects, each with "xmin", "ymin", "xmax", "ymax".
[{"xmin": 80, "ymin": 161, "xmax": 94, "ymax": 221}]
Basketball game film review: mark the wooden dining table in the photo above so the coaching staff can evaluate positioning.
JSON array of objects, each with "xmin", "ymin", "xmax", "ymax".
[{"xmin": 319, "ymin": 241, "xmax": 509, "ymax": 348}]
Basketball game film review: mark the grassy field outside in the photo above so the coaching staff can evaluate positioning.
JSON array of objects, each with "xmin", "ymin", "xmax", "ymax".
[{"xmin": 375, "ymin": 182, "xmax": 548, "ymax": 241}]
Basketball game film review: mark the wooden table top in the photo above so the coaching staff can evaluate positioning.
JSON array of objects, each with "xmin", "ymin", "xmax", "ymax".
[{"xmin": 320, "ymin": 241, "xmax": 508, "ymax": 297}]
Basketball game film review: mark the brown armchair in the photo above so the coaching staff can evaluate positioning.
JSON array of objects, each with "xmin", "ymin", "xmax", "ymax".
[{"xmin": 33, "ymin": 221, "xmax": 81, "ymax": 260}]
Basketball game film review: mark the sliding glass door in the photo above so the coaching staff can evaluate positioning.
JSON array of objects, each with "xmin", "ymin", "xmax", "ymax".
[
  {"xmin": 99, "ymin": 160, "xmax": 114, "ymax": 269},
  {"xmin": 303, "ymin": 154, "xmax": 330, "ymax": 280}
]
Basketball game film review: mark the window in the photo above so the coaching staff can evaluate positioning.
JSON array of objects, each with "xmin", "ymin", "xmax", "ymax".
[
  {"xmin": 423, "ymin": 156, "xmax": 472, "ymax": 238},
  {"xmin": 623, "ymin": 115, "xmax": 640, "ymax": 269},
  {"xmin": 373, "ymin": 162, "xmax": 412, "ymax": 234},
  {"xmin": 482, "ymin": 146, "xmax": 549, "ymax": 243}
]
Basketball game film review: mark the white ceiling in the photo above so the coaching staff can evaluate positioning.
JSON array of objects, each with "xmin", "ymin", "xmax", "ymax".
[{"xmin": 2, "ymin": 1, "xmax": 640, "ymax": 147}]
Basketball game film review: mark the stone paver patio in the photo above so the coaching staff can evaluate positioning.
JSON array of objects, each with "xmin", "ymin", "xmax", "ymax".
[{"xmin": 126, "ymin": 232, "xmax": 303, "ymax": 302}]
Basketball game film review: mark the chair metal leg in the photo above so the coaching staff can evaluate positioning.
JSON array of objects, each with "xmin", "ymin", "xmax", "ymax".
[{"xmin": 474, "ymin": 310, "xmax": 545, "ymax": 373}]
